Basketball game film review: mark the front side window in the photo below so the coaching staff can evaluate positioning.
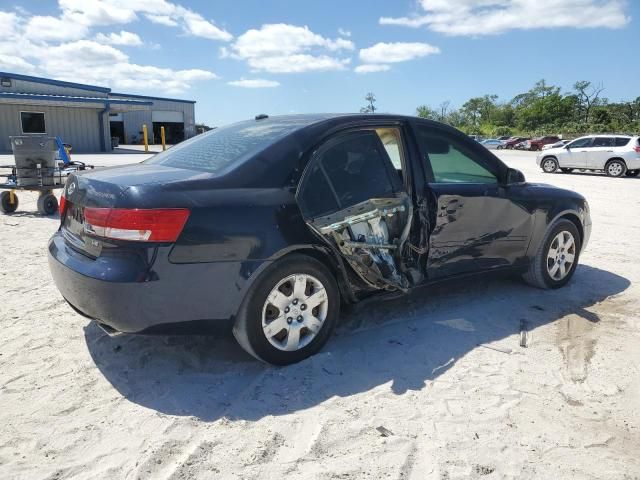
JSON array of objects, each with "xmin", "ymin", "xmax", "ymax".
[
  {"xmin": 414, "ymin": 127, "xmax": 497, "ymax": 184},
  {"xmin": 299, "ymin": 130, "xmax": 397, "ymax": 218},
  {"xmin": 21, "ymin": 112, "xmax": 46, "ymax": 134},
  {"xmin": 593, "ymin": 137, "xmax": 613, "ymax": 147},
  {"xmin": 568, "ymin": 137, "xmax": 592, "ymax": 148}
]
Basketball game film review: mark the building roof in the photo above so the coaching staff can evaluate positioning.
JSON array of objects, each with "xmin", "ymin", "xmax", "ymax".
[
  {"xmin": 0, "ymin": 92, "xmax": 152, "ymax": 110},
  {"xmin": 0, "ymin": 71, "xmax": 110, "ymax": 93},
  {"xmin": 0, "ymin": 71, "xmax": 196, "ymax": 104},
  {"xmin": 110, "ymin": 92, "xmax": 196, "ymax": 104}
]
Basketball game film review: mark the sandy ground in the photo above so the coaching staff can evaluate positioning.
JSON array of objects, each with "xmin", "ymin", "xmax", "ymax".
[{"xmin": 0, "ymin": 149, "xmax": 639, "ymax": 480}]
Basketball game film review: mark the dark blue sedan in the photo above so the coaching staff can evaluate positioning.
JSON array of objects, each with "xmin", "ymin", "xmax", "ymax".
[{"xmin": 49, "ymin": 114, "xmax": 591, "ymax": 365}]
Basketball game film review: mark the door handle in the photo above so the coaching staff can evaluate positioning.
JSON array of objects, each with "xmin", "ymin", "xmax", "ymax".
[{"xmin": 606, "ymin": 150, "xmax": 613, "ymax": 152}]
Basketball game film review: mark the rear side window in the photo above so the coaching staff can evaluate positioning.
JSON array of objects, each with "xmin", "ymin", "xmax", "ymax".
[
  {"xmin": 299, "ymin": 131, "xmax": 397, "ymax": 218},
  {"xmin": 145, "ymin": 118, "xmax": 309, "ymax": 174},
  {"xmin": 593, "ymin": 137, "xmax": 613, "ymax": 147},
  {"xmin": 614, "ymin": 137, "xmax": 631, "ymax": 147}
]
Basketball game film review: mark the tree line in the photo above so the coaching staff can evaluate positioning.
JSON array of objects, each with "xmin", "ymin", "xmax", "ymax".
[{"xmin": 416, "ymin": 80, "xmax": 640, "ymax": 137}]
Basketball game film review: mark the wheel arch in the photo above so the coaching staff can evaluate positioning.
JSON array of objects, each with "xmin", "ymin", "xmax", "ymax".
[
  {"xmin": 606, "ymin": 157, "xmax": 627, "ymax": 166},
  {"xmin": 526, "ymin": 208, "xmax": 585, "ymax": 259}
]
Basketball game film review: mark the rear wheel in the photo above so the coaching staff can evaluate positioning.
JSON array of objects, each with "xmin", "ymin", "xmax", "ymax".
[
  {"xmin": 523, "ymin": 219, "xmax": 581, "ymax": 289},
  {"xmin": 541, "ymin": 157, "xmax": 558, "ymax": 173},
  {"xmin": 37, "ymin": 193, "xmax": 58, "ymax": 215},
  {"xmin": 233, "ymin": 254, "xmax": 340, "ymax": 365},
  {"xmin": 0, "ymin": 191, "xmax": 18, "ymax": 213},
  {"xmin": 625, "ymin": 169, "xmax": 639, "ymax": 177},
  {"xmin": 605, "ymin": 159, "xmax": 626, "ymax": 178}
]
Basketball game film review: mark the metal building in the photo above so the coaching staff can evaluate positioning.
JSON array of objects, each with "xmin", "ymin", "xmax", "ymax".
[{"xmin": 0, "ymin": 71, "xmax": 197, "ymax": 153}]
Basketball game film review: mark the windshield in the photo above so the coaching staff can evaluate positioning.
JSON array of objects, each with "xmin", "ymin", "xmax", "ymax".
[{"xmin": 144, "ymin": 117, "xmax": 311, "ymax": 174}]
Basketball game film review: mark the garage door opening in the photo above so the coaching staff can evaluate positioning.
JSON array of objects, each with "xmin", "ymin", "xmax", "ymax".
[{"xmin": 153, "ymin": 122, "xmax": 185, "ymax": 145}]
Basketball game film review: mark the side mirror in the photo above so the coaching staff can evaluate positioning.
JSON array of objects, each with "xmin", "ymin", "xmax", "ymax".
[
  {"xmin": 565, "ymin": 144, "xmax": 571, "ymax": 149},
  {"xmin": 507, "ymin": 168, "xmax": 525, "ymax": 184}
]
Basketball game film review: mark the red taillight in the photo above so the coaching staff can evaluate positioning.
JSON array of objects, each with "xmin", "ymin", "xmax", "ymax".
[
  {"xmin": 59, "ymin": 195, "xmax": 67, "ymax": 216},
  {"xmin": 83, "ymin": 208, "xmax": 190, "ymax": 242},
  {"xmin": 634, "ymin": 146, "xmax": 640, "ymax": 153}
]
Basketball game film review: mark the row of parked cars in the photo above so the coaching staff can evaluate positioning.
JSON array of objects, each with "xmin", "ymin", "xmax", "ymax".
[
  {"xmin": 476, "ymin": 135, "xmax": 564, "ymax": 151},
  {"xmin": 474, "ymin": 133, "xmax": 640, "ymax": 177}
]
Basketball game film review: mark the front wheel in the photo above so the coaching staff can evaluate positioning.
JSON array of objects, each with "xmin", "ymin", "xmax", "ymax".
[
  {"xmin": 541, "ymin": 157, "xmax": 558, "ymax": 173},
  {"xmin": 522, "ymin": 219, "xmax": 581, "ymax": 289},
  {"xmin": 605, "ymin": 160, "xmax": 626, "ymax": 178},
  {"xmin": 233, "ymin": 254, "xmax": 340, "ymax": 365}
]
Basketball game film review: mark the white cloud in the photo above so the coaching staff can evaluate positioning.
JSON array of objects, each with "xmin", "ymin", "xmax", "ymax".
[
  {"xmin": 228, "ymin": 78, "xmax": 281, "ymax": 88},
  {"xmin": 52, "ymin": 1, "xmax": 232, "ymax": 41},
  {"xmin": 0, "ymin": 54, "xmax": 37, "ymax": 73},
  {"xmin": 380, "ymin": 0, "xmax": 630, "ymax": 36},
  {"xmin": 338, "ymin": 28, "xmax": 351, "ymax": 37},
  {"xmin": 181, "ymin": 10, "xmax": 232, "ymax": 41},
  {"xmin": 95, "ymin": 30, "xmax": 143, "ymax": 46},
  {"xmin": 354, "ymin": 64, "xmax": 391, "ymax": 74},
  {"xmin": 39, "ymin": 40, "xmax": 217, "ymax": 93},
  {"xmin": 145, "ymin": 14, "xmax": 178, "ymax": 26},
  {"xmin": 228, "ymin": 23, "xmax": 353, "ymax": 73},
  {"xmin": 24, "ymin": 15, "xmax": 89, "ymax": 42},
  {"xmin": 0, "ymin": 4, "xmax": 221, "ymax": 93},
  {"xmin": 359, "ymin": 42, "xmax": 440, "ymax": 64}
]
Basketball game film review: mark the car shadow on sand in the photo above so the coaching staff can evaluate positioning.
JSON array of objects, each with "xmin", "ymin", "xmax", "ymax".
[{"xmin": 84, "ymin": 264, "xmax": 629, "ymax": 421}]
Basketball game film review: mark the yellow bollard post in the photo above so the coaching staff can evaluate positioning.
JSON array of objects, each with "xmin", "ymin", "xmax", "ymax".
[
  {"xmin": 142, "ymin": 124, "xmax": 149, "ymax": 153},
  {"xmin": 161, "ymin": 126, "xmax": 166, "ymax": 151}
]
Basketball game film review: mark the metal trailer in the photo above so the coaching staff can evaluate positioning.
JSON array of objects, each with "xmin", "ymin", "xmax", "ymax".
[{"xmin": 0, "ymin": 162, "xmax": 92, "ymax": 215}]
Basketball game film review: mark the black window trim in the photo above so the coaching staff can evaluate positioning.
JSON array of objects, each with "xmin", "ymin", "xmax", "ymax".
[
  {"xmin": 412, "ymin": 123, "xmax": 504, "ymax": 185},
  {"xmin": 20, "ymin": 111, "xmax": 46, "ymax": 135},
  {"xmin": 296, "ymin": 126, "xmax": 406, "ymax": 219}
]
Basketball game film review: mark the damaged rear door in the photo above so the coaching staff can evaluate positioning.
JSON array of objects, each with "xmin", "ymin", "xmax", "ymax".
[
  {"xmin": 411, "ymin": 123, "xmax": 533, "ymax": 278},
  {"xmin": 297, "ymin": 128, "xmax": 414, "ymax": 293}
]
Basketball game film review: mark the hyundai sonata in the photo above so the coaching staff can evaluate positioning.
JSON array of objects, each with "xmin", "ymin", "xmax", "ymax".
[{"xmin": 49, "ymin": 114, "xmax": 591, "ymax": 365}]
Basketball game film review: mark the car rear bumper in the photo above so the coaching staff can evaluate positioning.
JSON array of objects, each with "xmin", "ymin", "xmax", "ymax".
[{"xmin": 48, "ymin": 231, "xmax": 266, "ymax": 333}]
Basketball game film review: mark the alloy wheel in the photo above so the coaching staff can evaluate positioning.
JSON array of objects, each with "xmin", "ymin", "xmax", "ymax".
[
  {"xmin": 546, "ymin": 231, "xmax": 576, "ymax": 281},
  {"xmin": 261, "ymin": 274, "xmax": 329, "ymax": 352},
  {"xmin": 542, "ymin": 158, "xmax": 557, "ymax": 173},
  {"xmin": 607, "ymin": 162, "xmax": 623, "ymax": 177}
]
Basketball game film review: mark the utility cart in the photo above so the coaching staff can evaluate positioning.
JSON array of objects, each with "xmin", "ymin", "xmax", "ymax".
[{"xmin": 0, "ymin": 136, "xmax": 92, "ymax": 215}]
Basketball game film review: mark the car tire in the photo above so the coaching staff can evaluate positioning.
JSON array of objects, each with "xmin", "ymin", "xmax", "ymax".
[
  {"xmin": 522, "ymin": 219, "xmax": 581, "ymax": 289},
  {"xmin": 0, "ymin": 191, "xmax": 19, "ymax": 213},
  {"xmin": 541, "ymin": 157, "xmax": 558, "ymax": 173},
  {"xmin": 37, "ymin": 193, "xmax": 58, "ymax": 215},
  {"xmin": 625, "ymin": 169, "xmax": 639, "ymax": 177},
  {"xmin": 233, "ymin": 254, "xmax": 340, "ymax": 366},
  {"xmin": 560, "ymin": 168, "xmax": 573, "ymax": 173},
  {"xmin": 605, "ymin": 159, "xmax": 626, "ymax": 178}
]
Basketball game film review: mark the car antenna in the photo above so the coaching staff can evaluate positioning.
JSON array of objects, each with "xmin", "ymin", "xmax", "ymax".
[{"xmin": 255, "ymin": 114, "xmax": 269, "ymax": 120}]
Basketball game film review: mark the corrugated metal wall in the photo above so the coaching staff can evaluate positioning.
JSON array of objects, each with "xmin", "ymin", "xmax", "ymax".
[{"xmin": 0, "ymin": 104, "xmax": 102, "ymax": 152}]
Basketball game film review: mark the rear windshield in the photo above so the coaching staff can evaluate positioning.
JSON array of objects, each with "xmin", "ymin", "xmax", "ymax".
[{"xmin": 144, "ymin": 118, "xmax": 309, "ymax": 174}]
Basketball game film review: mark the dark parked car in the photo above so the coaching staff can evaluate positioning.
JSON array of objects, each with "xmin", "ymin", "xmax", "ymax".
[
  {"xmin": 527, "ymin": 135, "xmax": 561, "ymax": 151},
  {"xmin": 49, "ymin": 114, "xmax": 591, "ymax": 365},
  {"xmin": 504, "ymin": 137, "xmax": 529, "ymax": 149}
]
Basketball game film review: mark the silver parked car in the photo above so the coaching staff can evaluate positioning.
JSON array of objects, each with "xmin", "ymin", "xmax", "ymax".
[{"xmin": 537, "ymin": 135, "xmax": 640, "ymax": 177}]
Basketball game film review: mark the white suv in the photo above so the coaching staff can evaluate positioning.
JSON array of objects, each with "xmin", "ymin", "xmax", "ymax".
[{"xmin": 537, "ymin": 135, "xmax": 640, "ymax": 177}]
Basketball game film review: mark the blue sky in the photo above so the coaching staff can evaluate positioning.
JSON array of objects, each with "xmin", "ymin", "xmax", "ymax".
[{"xmin": 0, "ymin": 0, "xmax": 637, "ymax": 127}]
